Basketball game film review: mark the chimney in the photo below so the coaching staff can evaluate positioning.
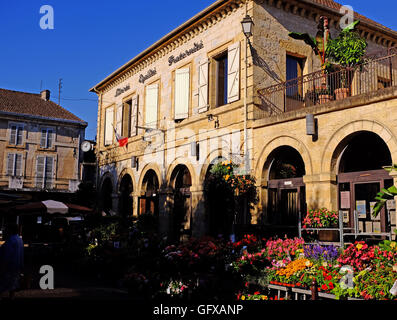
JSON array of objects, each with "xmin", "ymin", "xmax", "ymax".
[{"xmin": 41, "ymin": 90, "xmax": 50, "ymax": 101}]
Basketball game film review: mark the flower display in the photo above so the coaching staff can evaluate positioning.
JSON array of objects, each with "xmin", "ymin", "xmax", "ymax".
[
  {"xmin": 304, "ymin": 244, "xmax": 339, "ymax": 264},
  {"xmin": 265, "ymin": 238, "xmax": 305, "ymax": 261},
  {"xmin": 302, "ymin": 208, "xmax": 339, "ymax": 229}
]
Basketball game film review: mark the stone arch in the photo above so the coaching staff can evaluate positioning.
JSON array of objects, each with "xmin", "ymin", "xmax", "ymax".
[
  {"xmin": 198, "ymin": 148, "xmax": 230, "ymax": 186},
  {"xmin": 138, "ymin": 163, "xmax": 163, "ymax": 193},
  {"xmin": 99, "ymin": 172, "xmax": 115, "ymax": 212},
  {"xmin": 321, "ymin": 120, "xmax": 397, "ymax": 175},
  {"xmin": 166, "ymin": 159, "xmax": 198, "ymax": 189},
  {"xmin": 99, "ymin": 171, "xmax": 116, "ymax": 192},
  {"xmin": 117, "ymin": 168, "xmax": 136, "ymax": 192},
  {"xmin": 254, "ymin": 135, "xmax": 313, "ymax": 184}
]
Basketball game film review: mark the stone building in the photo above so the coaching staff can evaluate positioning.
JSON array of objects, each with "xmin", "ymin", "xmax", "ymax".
[
  {"xmin": 0, "ymin": 88, "xmax": 87, "ymax": 194},
  {"xmin": 91, "ymin": 0, "xmax": 397, "ymax": 239}
]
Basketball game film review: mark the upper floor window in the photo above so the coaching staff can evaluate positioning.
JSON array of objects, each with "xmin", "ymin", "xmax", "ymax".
[
  {"xmin": 36, "ymin": 155, "xmax": 55, "ymax": 189},
  {"xmin": 40, "ymin": 128, "xmax": 54, "ymax": 149},
  {"xmin": 145, "ymin": 83, "xmax": 159, "ymax": 129},
  {"xmin": 215, "ymin": 53, "xmax": 228, "ymax": 107},
  {"xmin": 9, "ymin": 124, "xmax": 24, "ymax": 146},
  {"xmin": 122, "ymin": 99, "xmax": 132, "ymax": 138},
  {"xmin": 6, "ymin": 153, "xmax": 23, "ymax": 177},
  {"xmin": 286, "ymin": 54, "xmax": 305, "ymax": 95},
  {"xmin": 174, "ymin": 67, "xmax": 190, "ymax": 120},
  {"xmin": 104, "ymin": 106, "xmax": 114, "ymax": 146}
]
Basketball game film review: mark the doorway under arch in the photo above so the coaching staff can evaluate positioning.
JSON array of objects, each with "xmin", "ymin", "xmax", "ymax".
[
  {"xmin": 100, "ymin": 177, "xmax": 113, "ymax": 214},
  {"xmin": 335, "ymin": 131, "xmax": 393, "ymax": 234},
  {"xmin": 119, "ymin": 174, "xmax": 133, "ymax": 218},
  {"xmin": 263, "ymin": 146, "xmax": 306, "ymax": 236},
  {"xmin": 139, "ymin": 169, "xmax": 160, "ymax": 216},
  {"xmin": 170, "ymin": 165, "xmax": 192, "ymax": 242}
]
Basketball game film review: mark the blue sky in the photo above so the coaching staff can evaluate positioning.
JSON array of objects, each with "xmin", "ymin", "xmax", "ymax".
[{"xmin": 0, "ymin": 0, "xmax": 396, "ymax": 140}]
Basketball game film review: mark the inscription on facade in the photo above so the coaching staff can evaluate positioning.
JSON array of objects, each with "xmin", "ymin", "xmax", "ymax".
[
  {"xmin": 168, "ymin": 41, "xmax": 204, "ymax": 66},
  {"xmin": 139, "ymin": 68, "xmax": 157, "ymax": 84},
  {"xmin": 115, "ymin": 84, "xmax": 130, "ymax": 97}
]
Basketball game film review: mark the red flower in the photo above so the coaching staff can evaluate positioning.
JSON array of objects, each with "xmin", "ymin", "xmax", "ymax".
[
  {"xmin": 328, "ymin": 282, "xmax": 334, "ymax": 290},
  {"xmin": 321, "ymin": 284, "xmax": 328, "ymax": 291},
  {"xmin": 254, "ymin": 291, "xmax": 260, "ymax": 295}
]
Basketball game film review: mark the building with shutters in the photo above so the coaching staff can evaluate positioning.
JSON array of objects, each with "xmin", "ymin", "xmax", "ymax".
[
  {"xmin": 0, "ymin": 88, "xmax": 87, "ymax": 194},
  {"xmin": 91, "ymin": 0, "xmax": 397, "ymax": 240}
]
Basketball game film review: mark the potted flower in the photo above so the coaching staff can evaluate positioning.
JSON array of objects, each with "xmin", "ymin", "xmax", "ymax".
[
  {"xmin": 326, "ymin": 23, "xmax": 367, "ymax": 100},
  {"xmin": 302, "ymin": 208, "xmax": 339, "ymax": 241}
]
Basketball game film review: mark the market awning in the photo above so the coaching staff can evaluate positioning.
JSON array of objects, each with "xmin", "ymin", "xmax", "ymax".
[{"xmin": 14, "ymin": 200, "xmax": 93, "ymax": 216}]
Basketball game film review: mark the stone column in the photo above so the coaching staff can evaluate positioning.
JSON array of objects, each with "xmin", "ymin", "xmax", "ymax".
[
  {"xmin": 158, "ymin": 187, "xmax": 173, "ymax": 238},
  {"xmin": 303, "ymin": 172, "xmax": 338, "ymax": 211},
  {"xmin": 190, "ymin": 185, "xmax": 206, "ymax": 238}
]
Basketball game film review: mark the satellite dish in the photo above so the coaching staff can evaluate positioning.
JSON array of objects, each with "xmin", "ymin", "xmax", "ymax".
[{"xmin": 81, "ymin": 141, "xmax": 92, "ymax": 152}]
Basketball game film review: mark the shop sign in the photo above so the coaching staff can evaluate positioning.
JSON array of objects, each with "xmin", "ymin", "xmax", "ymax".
[
  {"xmin": 115, "ymin": 84, "xmax": 130, "ymax": 97},
  {"xmin": 139, "ymin": 68, "xmax": 157, "ymax": 84},
  {"xmin": 340, "ymin": 191, "xmax": 350, "ymax": 209},
  {"xmin": 168, "ymin": 41, "xmax": 204, "ymax": 66},
  {"xmin": 356, "ymin": 200, "xmax": 367, "ymax": 218}
]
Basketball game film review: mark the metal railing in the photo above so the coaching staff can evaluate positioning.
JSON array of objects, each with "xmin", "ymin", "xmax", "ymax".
[{"xmin": 256, "ymin": 48, "xmax": 397, "ymax": 118}]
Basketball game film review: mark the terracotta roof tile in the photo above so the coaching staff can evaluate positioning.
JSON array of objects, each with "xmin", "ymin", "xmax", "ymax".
[{"xmin": 0, "ymin": 88, "xmax": 86, "ymax": 125}]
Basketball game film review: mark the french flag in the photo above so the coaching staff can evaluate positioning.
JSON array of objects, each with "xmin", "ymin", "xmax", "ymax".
[{"xmin": 113, "ymin": 125, "xmax": 128, "ymax": 148}]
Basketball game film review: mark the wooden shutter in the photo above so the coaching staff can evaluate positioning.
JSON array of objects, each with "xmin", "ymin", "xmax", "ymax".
[
  {"xmin": 16, "ymin": 126, "xmax": 23, "ymax": 145},
  {"xmin": 47, "ymin": 129, "xmax": 53, "ymax": 148},
  {"xmin": 198, "ymin": 59, "xmax": 209, "ymax": 113},
  {"xmin": 7, "ymin": 153, "xmax": 15, "ymax": 176},
  {"xmin": 9, "ymin": 126, "xmax": 16, "ymax": 144},
  {"xmin": 174, "ymin": 68, "xmax": 190, "ymax": 120},
  {"xmin": 104, "ymin": 107, "xmax": 114, "ymax": 146},
  {"xmin": 45, "ymin": 157, "xmax": 54, "ymax": 189},
  {"xmin": 116, "ymin": 103, "xmax": 123, "ymax": 138},
  {"xmin": 130, "ymin": 96, "xmax": 139, "ymax": 136},
  {"xmin": 36, "ymin": 156, "xmax": 45, "ymax": 188},
  {"xmin": 145, "ymin": 83, "xmax": 159, "ymax": 129},
  {"xmin": 15, "ymin": 154, "xmax": 22, "ymax": 177},
  {"xmin": 40, "ymin": 129, "xmax": 47, "ymax": 148},
  {"xmin": 227, "ymin": 42, "xmax": 240, "ymax": 103}
]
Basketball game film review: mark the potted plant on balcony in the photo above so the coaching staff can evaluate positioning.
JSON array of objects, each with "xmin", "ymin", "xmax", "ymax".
[{"xmin": 326, "ymin": 23, "xmax": 367, "ymax": 100}]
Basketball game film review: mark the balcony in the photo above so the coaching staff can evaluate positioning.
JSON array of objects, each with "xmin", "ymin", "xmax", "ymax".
[{"xmin": 256, "ymin": 48, "xmax": 397, "ymax": 119}]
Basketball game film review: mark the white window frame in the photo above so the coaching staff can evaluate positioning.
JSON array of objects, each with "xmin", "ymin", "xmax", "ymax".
[
  {"xmin": 40, "ymin": 127, "xmax": 55, "ymax": 149},
  {"xmin": 6, "ymin": 152, "xmax": 24, "ymax": 177},
  {"xmin": 8, "ymin": 123, "xmax": 25, "ymax": 146},
  {"xmin": 36, "ymin": 155, "xmax": 55, "ymax": 189}
]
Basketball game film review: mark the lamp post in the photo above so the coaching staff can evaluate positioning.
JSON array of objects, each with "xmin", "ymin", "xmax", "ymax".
[{"xmin": 241, "ymin": 14, "xmax": 254, "ymax": 175}]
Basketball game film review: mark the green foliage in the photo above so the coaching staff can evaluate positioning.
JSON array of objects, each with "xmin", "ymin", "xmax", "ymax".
[
  {"xmin": 326, "ymin": 30, "xmax": 367, "ymax": 68},
  {"xmin": 288, "ymin": 32, "xmax": 318, "ymax": 54},
  {"xmin": 373, "ymin": 165, "xmax": 397, "ymax": 217}
]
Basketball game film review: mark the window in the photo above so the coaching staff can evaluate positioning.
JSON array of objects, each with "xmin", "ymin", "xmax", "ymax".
[
  {"xmin": 9, "ymin": 124, "xmax": 23, "ymax": 146},
  {"xmin": 104, "ymin": 107, "xmax": 114, "ymax": 146},
  {"xmin": 215, "ymin": 53, "xmax": 228, "ymax": 107},
  {"xmin": 130, "ymin": 96, "xmax": 139, "ymax": 136},
  {"xmin": 145, "ymin": 83, "xmax": 159, "ymax": 129},
  {"xmin": 286, "ymin": 54, "xmax": 305, "ymax": 97},
  {"xmin": 211, "ymin": 42, "xmax": 240, "ymax": 108},
  {"xmin": 6, "ymin": 153, "xmax": 23, "ymax": 177},
  {"xmin": 36, "ymin": 156, "xmax": 54, "ymax": 189},
  {"xmin": 174, "ymin": 68, "xmax": 190, "ymax": 120},
  {"xmin": 122, "ymin": 100, "xmax": 132, "ymax": 138},
  {"xmin": 40, "ymin": 128, "xmax": 54, "ymax": 149}
]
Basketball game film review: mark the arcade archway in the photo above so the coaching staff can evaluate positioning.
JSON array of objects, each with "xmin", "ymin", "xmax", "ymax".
[
  {"xmin": 169, "ymin": 165, "xmax": 192, "ymax": 242},
  {"xmin": 119, "ymin": 174, "xmax": 133, "ymax": 218},
  {"xmin": 262, "ymin": 146, "xmax": 306, "ymax": 236},
  {"xmin": 335, "ymin": 131, "xmax": 393, "ymax": 234},
  {"xmin": 139, "ymin": 169, "xmax": 160, "ymax": 216}
]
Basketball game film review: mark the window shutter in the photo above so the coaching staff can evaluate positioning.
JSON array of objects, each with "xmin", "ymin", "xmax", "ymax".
[
  {"xmin": 130, "ymin": 96, "xmax": 139, "ymax": 136},
  {"xmin": 40, "ymin": 130, "xmax": 47, "ymax": 148},
  {"xmin": 145, "ymin": 83, "xmax": 159, "ymax": 129},
  {"xmin": 16, "ymin": 126, "xmax": 23, "ymax": 145},
  {"xmin": 227, "ymin": 42, "xmax": 240, "ymax": 103},
  {"xmin": 47, "ymin": 129, "xmax": 53, "ymax": 148},
  {"xmin": 7, "ymin": 153, "xmax": 15, "ymax": 176},
  {"xmin": 15, "ymin": 154, "xmax": 22, "ymax": 177},
  {"xmin": 9, "ymin": 126, "xmax": 16, "ymax": 145},
  {"xmin": 104, "ymin": 107, "xmax": 114, "ymax": 146},
  {"xmin": 116, "ymin": 103, "xmax": 123, "ymax": 138},
  {"xmin": 36, "ymin": 156, "xmax": 45, "ymax": 188},
  {"xmin": 198, "ymin": 59, "xmax": 209, "ymax": 113},
  {"xmin": 45, "ymin": 157, "xmax": 54, "ymax": 189},
  {"xmin": 174, "ymin": 68, "xmax": 190, "ymax": 120}
]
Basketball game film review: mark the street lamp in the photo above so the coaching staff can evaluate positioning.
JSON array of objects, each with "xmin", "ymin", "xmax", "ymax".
[{"xmin": 241, "ymin": 15, "xmax": 254, "ymax": 38}]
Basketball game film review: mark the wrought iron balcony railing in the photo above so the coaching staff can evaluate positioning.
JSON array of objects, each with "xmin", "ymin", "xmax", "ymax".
[{"xmin": 256, "ymin": 48, "xmax": 397, "ymax": 118}]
